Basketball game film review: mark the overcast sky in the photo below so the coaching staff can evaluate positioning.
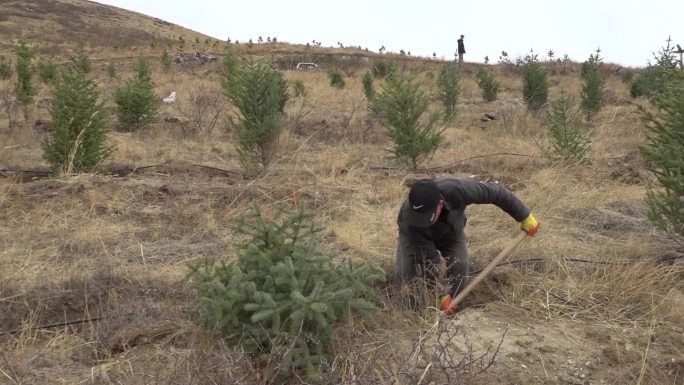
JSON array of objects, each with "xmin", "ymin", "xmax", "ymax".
[{"xmin": 93, "ymin": 0, "xmax": 682, "ymax": 67}]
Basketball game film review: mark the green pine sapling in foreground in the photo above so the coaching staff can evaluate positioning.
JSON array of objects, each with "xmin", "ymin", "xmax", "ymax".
[
  {"xmin": 639, "ymin": 61, "xmax": 684, "ymax": 238},
  {"xmin": 188, "ymin": 204, "xmax": 385, "ymax": 382}
]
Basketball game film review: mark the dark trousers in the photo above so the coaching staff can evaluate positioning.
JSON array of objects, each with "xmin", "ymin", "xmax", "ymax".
[{"xmin": 395, "ymin": 228, "xmax": 470, "ymax": 298}]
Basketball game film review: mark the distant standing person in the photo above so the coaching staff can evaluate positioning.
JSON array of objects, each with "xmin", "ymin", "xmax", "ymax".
[{"xmin": 457, "ymin": 35, "xmax": 466, "ymax": 63}]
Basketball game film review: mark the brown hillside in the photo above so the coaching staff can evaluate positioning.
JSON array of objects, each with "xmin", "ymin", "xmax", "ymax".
[
  {"xmin": 0, "ymin": 0, "xmax": 464, "ymax": 70},
  {"xmin": 0, "ymin": 0, "xmax": 222, "ymax": 59}
]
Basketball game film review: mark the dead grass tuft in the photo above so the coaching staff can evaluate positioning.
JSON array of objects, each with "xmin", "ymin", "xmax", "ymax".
[{"xmin": 503, "ymin": 260, "xmax": 684, "ymax": 324}]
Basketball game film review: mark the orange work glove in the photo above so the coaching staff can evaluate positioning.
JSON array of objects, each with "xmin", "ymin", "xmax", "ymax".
[
  {"xmin": 439, "ymin": 294, "xmax": 459, "ymax": 315},
  {"xmin": 520, "ymin": 214, "xmax": 539, "ymax": 236}
]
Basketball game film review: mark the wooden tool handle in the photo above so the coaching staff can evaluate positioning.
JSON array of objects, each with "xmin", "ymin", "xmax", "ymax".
[{"xmin": 448, "ymin": 231, "xmax": 528, "ymax": 312}]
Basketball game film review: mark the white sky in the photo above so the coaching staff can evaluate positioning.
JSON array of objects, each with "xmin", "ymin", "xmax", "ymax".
[{"xmin": 93, "ymin": 0, "xmax": 683, "ymax": 67}]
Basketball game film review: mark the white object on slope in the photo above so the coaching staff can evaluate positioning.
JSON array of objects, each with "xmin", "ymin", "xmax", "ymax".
[{"xmin": 162, "ymin": 91, "xmax": 176, "ymax": 104}]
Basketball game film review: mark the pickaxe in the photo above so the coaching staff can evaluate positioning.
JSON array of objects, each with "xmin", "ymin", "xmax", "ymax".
[{"xmin": 447, "ymin": 231, "xmax": 529, "ymax": 313}]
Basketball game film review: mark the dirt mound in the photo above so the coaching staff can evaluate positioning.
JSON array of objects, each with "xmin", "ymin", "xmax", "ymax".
[{"xmin": 606, "ymin": 151, "xmax": 648, "ymax": 184}]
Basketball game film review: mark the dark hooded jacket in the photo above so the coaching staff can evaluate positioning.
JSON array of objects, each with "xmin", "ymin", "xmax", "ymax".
[
  {"xmin": 397, "ymin": 178, "xmax": 529, "ymax": 257},
  {"xmin": 457, "ymin": 38, "xmax": 466, "ymax": 54}
]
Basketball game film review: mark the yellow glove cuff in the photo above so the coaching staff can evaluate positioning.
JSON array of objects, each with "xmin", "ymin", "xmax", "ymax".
[{"xmin": 521, "ymin": 214, "xmax": 538, "ymax": 231}]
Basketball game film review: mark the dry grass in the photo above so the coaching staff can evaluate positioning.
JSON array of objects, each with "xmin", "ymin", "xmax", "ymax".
[{"xmin": 1, "ymin": 4, "xmax": 683, "ymax": 384}]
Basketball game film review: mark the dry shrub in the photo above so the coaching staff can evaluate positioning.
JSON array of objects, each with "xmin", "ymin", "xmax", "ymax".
[
  {"xmin": 179, "ymin": 86, "xmax": 227, "ymax": 136},
  {"xmin": 494, "ymin": 101, "xmax": 542, "ymax": 137},
  {"xmin": 285, "ymin": 94, "xmax": 312, "ymax": 133},
  {"xmin": 327, "ymin": 279, "xmax": 506, "ymax": 385},
  {"xmin": 289, "ymin": 99, "xmax": 381, "ymax": 144},
  {"xmin": 331, "ymin": 318, "xmax": 505, "ymax": 385}
]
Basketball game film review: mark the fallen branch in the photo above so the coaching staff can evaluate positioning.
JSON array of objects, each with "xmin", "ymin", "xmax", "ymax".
[
  {"xmin": 369, "ymin": 152, "xmax": 538, "ymax": 171},
  {"xmin": 1, "ymin": 316, "xmax": 104, "ymax": 336},
  {"xmin": 0, "ymin": 161, "xmax": 245, "ymax": 181},
  {"xmin": 421, "ymin": 152, "xmax": 538, "ymax": 172}
]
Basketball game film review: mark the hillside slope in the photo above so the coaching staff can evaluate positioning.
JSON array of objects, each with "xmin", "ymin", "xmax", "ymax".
[
  {"xmin": 0, "ymin": 0, "xmax": 445, "ymax": 69},
  {"xmin": 0, "ymin": 0, "xmax": 219, "ymax": 59}
]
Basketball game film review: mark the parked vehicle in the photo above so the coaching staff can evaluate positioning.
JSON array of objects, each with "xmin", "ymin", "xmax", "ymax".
[{"xmin": 296, "ymin": 62, "xmax": 320, "ymax": 70}]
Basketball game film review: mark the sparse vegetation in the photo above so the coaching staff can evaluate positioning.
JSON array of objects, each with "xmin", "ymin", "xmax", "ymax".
[
  {"xmin": 292, "ymin": 79, "xmax": 306, "ymax": 97},
  {"xmin": 475, "ymin": 67, "xmax": 499, "ymax": 102},
  {"xmin": 114, "ymin": 57, "xmax": 158, "ymax": 131},
  {"xmin": 37, "ymin": 58, "xmax": 59, "ymax": 85},
  {"xmin": 544, "ymin": 91, "xmax": 591, "ymax": 163},
  {"xmin": 362, "ymin": 70, "xmax": 375, "ymax": 100},
  {"xmin": 222, "ymin": 58, "xmax": 289, "ymax": 174},
  {"xmin": 580, "ymin": 48, "xmax": 605, "ymax": 119},
  {"xmin": 160, "ymin": 48, "xmax": 172, "ymax": 71},
  {"xmin": 437, "ymin": 63, "xmax": 462, "ymax": 121},
  {"xmin": 327, "ymin": 67, "xmax": 345, "ymax": 89},
  {"xmin": 499, "ymin": 50, "xmax": 511, "ymax": 65},
  {"xmin": 106, "ymin": 61, "xmax": 116, "ymax": 78},
  {"xmin": 179, "ymin": 86, "xmax": 226, "ymax": 136},
  {"xmin": 42, "ymin": 64, "xmax": 114, "ymax": 173},
  {"xmin": 71, "ymin": 46, "xmax": 91, "ymax": 74},
  {"xmin": 372, "ymin": 60, "xmax": 397, "ymax": 79},
  {"xmin": 0, "ymin": 56, "xmax": 11, "ymax": 80},
  {"xmin": 640, "ymin": 63, "xmax": 684, "ymax": 238},
  {"xmin": 376, "ymin": 74, "xmax": 443, "ymax": 170},
  {"xmin": 424, "ymin": 70, "xmax": 435, "ymax": 81},
  {"xmin": 630, "ymin": 37, "xmax": 681, "ymax": 98},
  {"xmin": 521, "ymin": 50, "xmax": 548, "ymax": 110},
  {"xmin": 188, "ymin": 204, "xmax": 384, "ymax": 382},
  {"xmin": 14, "ymin": 38, "xmax": 35, "ymax": 104},
  {"xmin": 629, "ymin": 70, "xmax": 653, "ymax": 98}
]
